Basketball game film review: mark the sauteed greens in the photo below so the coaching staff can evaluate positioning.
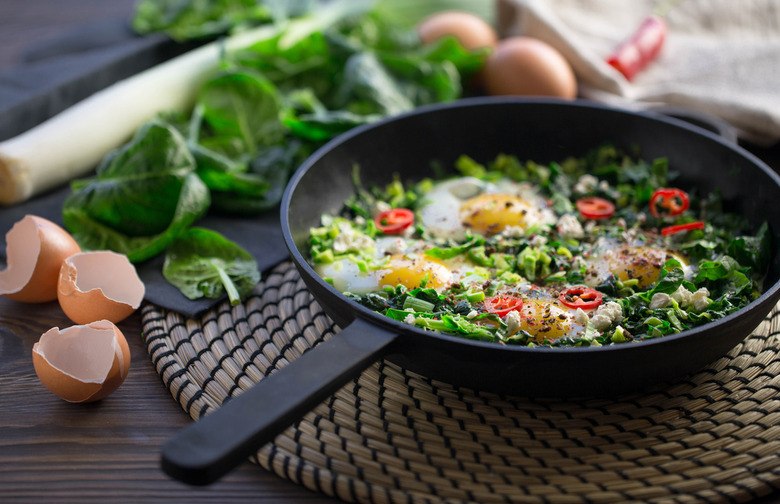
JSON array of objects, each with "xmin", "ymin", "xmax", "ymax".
[
  {"xmin": 63, "ymin": 0, "xmax": 487, "ymax": 303},
  {"xmin": 308, "ymin": 145, "xmax": 770, "ymax": 347}
]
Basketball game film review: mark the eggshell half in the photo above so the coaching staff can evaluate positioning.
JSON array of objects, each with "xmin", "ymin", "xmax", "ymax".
[
  {"xmin": 58, "ymin": 250, "xmax": 145, "ymax": 325},
  {"xmin": 0, "ymin": 214, "xmax": 81, "ymax": 302},
  {"xmin": 32, "ymin": 320, "xmax": 131, "ymax": 403}
]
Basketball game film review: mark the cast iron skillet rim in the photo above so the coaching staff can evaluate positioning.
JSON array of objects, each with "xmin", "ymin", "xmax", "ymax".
[{"xmin": 281, "ymin": 96, "xmax": 780, "ymax": 356}]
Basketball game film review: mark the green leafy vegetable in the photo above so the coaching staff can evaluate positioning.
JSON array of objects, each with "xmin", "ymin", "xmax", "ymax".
[
  {"xmin": 133, "ymin": 0, "xmax": 288, "ymax": 41},
  {"xmin": 65, "ymin": 0, "xmax": 492, "ymax": 303},
  {"xmin": 163, "ymin": 227, "xmax": 260, "ymax": 305},
  {"xmin": 197, "ymin": 68, "xmax": 286, "ymax": 157},
  {"xmin": 63, "ymin": 122, "xmax": 211, "ymax": 262},
  {"xmin": 312, "ymin": 146, "xmax": 771, "ymax": 347}
]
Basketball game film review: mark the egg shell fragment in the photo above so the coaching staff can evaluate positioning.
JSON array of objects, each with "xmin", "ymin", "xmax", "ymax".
[
  {"xmin": 0, "ymin": 214, "xmax": 81, "ymax": 303},
  {"xmin": 58, "ymin": 250, "xmax": 145, "ymax": 325},
  {"xmin": 483, "ymin": 36, "xmax": 577, "ymax": 99},
  {"xmin": 417, "ymin": 10, "xmax": 498, "ymax": 50},
  {"xmin": 32, "ymin": 320, "xmax": 131, "ymax": 403}
]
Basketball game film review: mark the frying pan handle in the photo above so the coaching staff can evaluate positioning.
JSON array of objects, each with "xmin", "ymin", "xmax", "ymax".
[{"xmin": 160, "ymin": 317, "xmax": 398, "ymax": 485}]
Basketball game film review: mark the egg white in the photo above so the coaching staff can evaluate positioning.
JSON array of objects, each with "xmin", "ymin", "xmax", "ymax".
[
  {"xmin": 418, "ymin": 176, "xmax": 556, "ymax": 240},
  {"xmin": 582, "ymin": 238, "xmax": 694, "ymax": 289},
  {"xmin": 316, "ymin": 233, "xmax": 484, "ymax": 295}
]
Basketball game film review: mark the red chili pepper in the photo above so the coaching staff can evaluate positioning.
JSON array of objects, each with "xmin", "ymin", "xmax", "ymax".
[
  {"xmin": 483, "ymin": 294, "xmax": 524, "ymax": 317},
  {"xmin": 649, "ymin": 188, "xmax": 689, "ymax": 218},
  {"xmin": 559, "ymin": 286, "xmax": 604, "ymax": 310},
  {"xmin": 661, "ymin": 221, "xmax": 704, "ymax": 236},
  {"xmin": 576, "ymin": 196, "xmax": 615, "ymax": 220},
  {"xmin": 374, "ymin": 208, "xmax": 414, "ymax": 234},
  {"xmin": 606, "ymin": 14, "xmax": 667, "ymax": 81}
]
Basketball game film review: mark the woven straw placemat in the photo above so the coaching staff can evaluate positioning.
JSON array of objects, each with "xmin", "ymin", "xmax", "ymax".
[{"xmin": 142, "ymin": 260, "xmax": 780, "ymax": 503}]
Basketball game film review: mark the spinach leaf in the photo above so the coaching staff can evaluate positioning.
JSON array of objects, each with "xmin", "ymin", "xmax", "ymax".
[
  {"xmin": 189, "ymin": 142, "xmax": 267, "ymax": 196},
  {"xmin": 650, "ymin": 266, "xmax": 685, "ymax": 296},
  {"xmin": 210, "ymin": 138, "xmax": 311, "ymax": 215},
  {"xmin": 197, "ymin": 68, "xmax": 286, "ymax": 158},
  {"xmin": 336, "ymin": 52, "xmax": 417, "ymax": 115},
  {"xmin": 727, "ymin": 222, "xmax": 770, "ymax": 275},
  {"xmin": 133, "ymin": 0, "xmax": 274, "ymax": 41},
  {"xmin": 63, "ymin": 122, "xmax": 211, "ymax": 262},
  {"xmin": 163, "ymin": 227, "xmax": 260, "ymax": 305}
]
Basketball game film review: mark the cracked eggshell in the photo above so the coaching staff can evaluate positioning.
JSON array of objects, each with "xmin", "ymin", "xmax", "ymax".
[
  {"xmin": 32, "ymin": 320, "xmax": 131, "ymax": 403},
  {"xmin": 58, "ymin": 250, "xmax": 145, "ymax": 325},
  {"xmin": 0, "ymin": 215, "xmax": 81, "ymax": 302}
]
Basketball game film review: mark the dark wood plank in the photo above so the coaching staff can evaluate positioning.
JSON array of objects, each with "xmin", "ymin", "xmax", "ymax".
[
  {"xmin": 0, "ymin": 3, "xmax": 335, "ymax": 501},
  {"xmin": 0, "ymin": 298, "xmax": 338, "ymax": 503}
]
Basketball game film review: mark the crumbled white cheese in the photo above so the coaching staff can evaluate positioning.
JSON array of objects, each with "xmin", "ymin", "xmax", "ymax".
[
  {"xmin": 529, "ymin": 234, "xmax": 548, "ymax": 247},
  {"xmin": 333, "ymin": 223, "xmax": 373, "ymax": 254},
  {"xmin": 502, "ymin": 225, "xmax": 525, "ymax": 238},
  {"xmin": 573, "ymin": 174, "xmax": 598, "ymax": 195},
  {"xmin": 466, "ymin": 310, "xmax": 478, "ymax": 320},
  {"xmin": 649, "ymin": 292, "xmax": 671, "ymax": 309},
  {"xmin": 666, "ymin": 286, "xmax": 711, "ymax": 311},
  {"xmin": 403, "ymin": 313, "xmax": 417, "ymax": 325},
  {"xmin": 670, "ymin": 286, "xmax": 692, "ymax": 307},
  {"xmin": 590, "ymin": 301, "xmax": 624, "ymax": 331},
  {"xmin": 692, "ymin": 288, "xmax": 711, "ymax": 312},
  {"xmin": 505, "ymin": 310, "xmax": 522, "ymax": 335},
  {"xmin": 556, "ymin": 214, "xmax": 584, "ymax": 239},
  {"xmin": 573, "ymin": 307, "xmax": 589, "ymax": 326}
]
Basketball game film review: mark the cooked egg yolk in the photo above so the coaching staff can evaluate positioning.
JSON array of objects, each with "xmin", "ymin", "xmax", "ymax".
[
  {"xmin": 459, "ymin": 193, "xmax": 536, "ymax": 236},
  {"xmin": 512, "ymin": 299, "xmax": 578, "ymax": 342},
  {"xmin": 586, "ymin": 245, "xmax": 686, "ymax": 289},
  {"xmin": 377, "ymin": 254, "xmax": 451, "ymax": 290}
]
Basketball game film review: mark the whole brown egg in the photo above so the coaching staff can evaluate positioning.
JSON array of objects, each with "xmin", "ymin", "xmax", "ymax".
[
  {"xmin": 482, "ymin": 37, "xmax": 577, "ymax": 99},
  {"xmin": 417, "ymin": 10, "xmax": 498, "ymax": 51}
]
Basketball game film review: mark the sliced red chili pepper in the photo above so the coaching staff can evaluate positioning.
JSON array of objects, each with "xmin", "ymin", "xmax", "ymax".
[
  {"xmin": 606, "ymin": 15, "xmax": 667, "ymax": 81},
  {"xmin": 483, "ymin": 294, "xmax": 524, "ymax": 317},
  {"xmin": 661, "ymin": 221, "xmax": 705, "ymax": 236},
  {"xmin": 649, "ymin": 188, "xmax": 690, "ymax": 218},
  {"xmin": 559, "ymin": 286, "xmax": 603, "ymax": 310},
  {"xmin": 374, "ymin": 208, "xmax": 414, "ymax": 234},
  {"xmin": 576, "ymin": 197, "xmax": 615, "ymax": 220}
]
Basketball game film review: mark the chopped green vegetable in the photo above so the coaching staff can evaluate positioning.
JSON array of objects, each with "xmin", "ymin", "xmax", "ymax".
[{"xmin": 311, "ymin": 146, "xmax": 770, "ymax": 347}]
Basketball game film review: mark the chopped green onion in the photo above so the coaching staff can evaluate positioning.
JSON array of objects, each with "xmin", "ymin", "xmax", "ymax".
[
  {"xmin": 402, "ymin": 297, "xmax": 435, "ymax": 312},
  {"xmin": 466, "ymin": 290, "xmax": 485, "ymax": 303}
]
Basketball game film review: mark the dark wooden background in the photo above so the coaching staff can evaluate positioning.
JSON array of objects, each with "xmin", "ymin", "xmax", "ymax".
[{"xmin": 0, "ymin": 1, "xmax": 134, "ymax": 67}]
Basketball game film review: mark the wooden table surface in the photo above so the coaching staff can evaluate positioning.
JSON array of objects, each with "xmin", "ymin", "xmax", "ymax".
[
  {"xmin": 0, "ymin": 1, "xmax": 338, "ymax": 503},
  {"xmin": 2, "ymin": 2, "xmax": 780, "ymax": 504}
]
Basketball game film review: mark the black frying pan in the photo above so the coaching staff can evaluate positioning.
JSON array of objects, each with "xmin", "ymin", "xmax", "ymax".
[{"xmin": 161, "ymin": 97, "xmax": 780, "ymax": 485}]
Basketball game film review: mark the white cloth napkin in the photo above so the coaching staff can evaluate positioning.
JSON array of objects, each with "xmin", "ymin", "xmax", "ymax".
[{"xmin": 496, "ymin": 0, "xmax": 780, "ymax": 144}]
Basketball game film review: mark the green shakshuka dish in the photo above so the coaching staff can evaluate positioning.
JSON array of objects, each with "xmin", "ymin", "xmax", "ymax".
[{"xmin": 307, "ymin": 145, "xmax": 770, "ymax": 347}]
